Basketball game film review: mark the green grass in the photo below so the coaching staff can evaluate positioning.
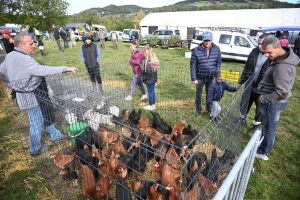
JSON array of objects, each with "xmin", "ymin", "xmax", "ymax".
[{"xmin": 0, "ymin": 40, "xmax": 299, "ymax": 199}]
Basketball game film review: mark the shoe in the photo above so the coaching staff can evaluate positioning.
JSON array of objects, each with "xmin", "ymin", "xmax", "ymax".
[
  {"xmin": 54, "ymin": 135, "xmax": 70, "ymax": 143},
  {"xmin": 255, "ymin": 153, "xmax": 269, "ymax": 161},
  {"xmin": 125, "ymin": 95, "xmax": 132, "ymax": 100},
  {"xmin": 140, "ymin": 95, "xmax": 147, "ymax": 101},
  {"xmin": 231, "ymin": 117, "xmax": 246, "ymax": 125},
  {"xmin": 195, "ymin": 110, "xmax": 201, "ymax": 116},
  {"xmin": 31, "ymin": 145, "xmax": 53, "ymax": 157},
  {"xmin": 248, "ymin": 124, "xmax": 260, "ymax": 136},
  {"xmin": 143, "ymin": 105, "xmax": 156, "ymax": 111}
]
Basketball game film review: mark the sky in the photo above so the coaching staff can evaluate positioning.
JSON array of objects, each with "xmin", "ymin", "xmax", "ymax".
[{"xmin": 67, "ymin": 0, "xmax": 299, "ymax": 15}]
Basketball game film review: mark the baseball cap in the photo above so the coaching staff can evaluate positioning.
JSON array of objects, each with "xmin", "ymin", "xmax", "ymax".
[
  {"xmin": 1, "ymin": 29, "xmax": 10, "ymax": 34},
  {"xmin": 203, "ymin": 31, "xmax": 213, "ymax": 41}
]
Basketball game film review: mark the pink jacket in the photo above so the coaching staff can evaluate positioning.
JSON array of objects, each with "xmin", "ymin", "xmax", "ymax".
[
  {"xmin": 129, "ymin": 49, "xmax": 145, "ymax": 74},
  {"xmin": 280, "ymin": 38, "xmax": 289, "ymax": 47}
]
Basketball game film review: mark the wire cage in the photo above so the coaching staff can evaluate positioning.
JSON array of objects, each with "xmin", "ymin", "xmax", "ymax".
[{"xmin": 1, "ymin": 60, "xmax": 253, "ymax": 200}]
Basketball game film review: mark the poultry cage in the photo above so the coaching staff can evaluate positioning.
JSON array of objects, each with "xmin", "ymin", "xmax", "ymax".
[{"xmin": 1, "ymin": 61, "xmax": 253, "ymax": 200}]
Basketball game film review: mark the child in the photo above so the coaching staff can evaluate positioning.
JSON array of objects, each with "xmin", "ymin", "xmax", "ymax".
[
  {"xmin": 141, "ymin": 47, "xmax": 160, "ymax": 110},
  {"xmin": 207, "ymin": 72, "xmax": 239, "ymax": 121},
  {"xmin": 38, "ymin": 39, "xmax": 45, "ymax": 56}
]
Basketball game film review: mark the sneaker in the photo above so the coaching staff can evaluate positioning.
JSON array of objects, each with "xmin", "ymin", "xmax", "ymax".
[
  {"xmin": 248, "ymin": 124, "xmax": 260, "ymax": 136},
  {"xmin": 255, "ymin": 153, "xmax": 269, "ymax": 161},
  {"xmin": 143, "ymin": 105, "xmax": 155, "ymax": 111},
  {"xmin": 140, "ymin": 95, "xmax": 147, "ymax": 101},
  {"xmin": 125, "ymin": 95, "xmax": 132, "ymax": 101},
  {"xmin": 54, "ymin": 135, "xmax": 70, "ymax": 143},
  {"xmin": 31, "ymin": 145, "xmax": 53, "ymax": 157},
  {"xmin": 231, "ymin": 117, "xmax": 246, "ymax": 125}
]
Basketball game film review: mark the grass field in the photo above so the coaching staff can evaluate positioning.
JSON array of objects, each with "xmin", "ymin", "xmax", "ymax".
[{"xmin": 0, "ymin": 40, "xmax": 299, "ymax": 199}]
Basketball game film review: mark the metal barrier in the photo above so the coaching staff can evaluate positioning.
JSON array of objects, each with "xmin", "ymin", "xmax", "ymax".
[{"xmin": 214, "ymin": 130, "xmax": 262, "ymax": 200}]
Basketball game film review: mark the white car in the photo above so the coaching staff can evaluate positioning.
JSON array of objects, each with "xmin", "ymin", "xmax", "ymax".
[
  {"xmin": 72, "ymin": 32, "xmax": 82, "ymax": 41},
  {"xmin": 107, "ymin": 31, "xmax": 123, "ymax": 41}
]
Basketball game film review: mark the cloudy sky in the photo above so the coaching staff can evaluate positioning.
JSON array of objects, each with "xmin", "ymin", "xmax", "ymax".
[{"xmin": 67, "ymin": 0, "xmax": 299, "ymax": 15}]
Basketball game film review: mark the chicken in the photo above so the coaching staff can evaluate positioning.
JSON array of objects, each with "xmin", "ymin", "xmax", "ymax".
[
  {"xmin": 174, "ymin": 130, "xmax": 199, "ymax": 158},
  {"xmin": 76, "ymin": 128, "xmax": 101, "ymax": 152},
  {"xmin": 51, "ymin": 153, "xmax": 75, "ymax": 169},
  {"xmin": 95, "ymin": 174, "xmax": 112, "ymax": 200},
  {"xmin": 115, "ymin": 163, "xmax": 128, "ymax": 179},
  {"xmin": 107, "ymin": 140, "xmax": 128, "ymax": 156},
  {"xmin": 98, "ymin": 156, "xmax": 111, "ymax": 178},
  {"xmin": 165, "ymin": 146, "xmax": 181, "ymax": 170},
  {"xmin": 154, "ymin": 161, "xmax": 163, "ymax": 179},
  {"xmin": 115, "ymin": 146, "xmax": 137, "ymax": 174},
  {"xmin": 162, "ymin": 162, "xmax": 181, "ymax": 187},
  {"xmin": 138, "ymin": 116, "xmax": 149, "ymax": 132},
  {"xmin": 179, "ymin": 182, "xmax": 205, "ymax": 200},
  {"xmin": 218, "ymin": 149, "xmax": 235, "ymax": 172},
  {"xmin": 202, "ymin": 148, "xmax": 220, "ymax": 183},
  {"xmin": 75, "ymin": 157, "xmax": 96, "ymax": 199},
  {"xmin": 112, "ymin": 109, "xmax": 129, "ymax": 132},
  {"xmin": 116, "ymin": 176, "xmax": 132, "ymax": 200},
  {"xmin": 59, "ymin": 157, "xmax": 78, "ymax": 181},
  {"xmin": 65, "ymin": 109, "xmax": 77, "ymax": 125},
  {"xmin": 110, "ymin": 151, "xmax": 119, "ymax": 176},
  {"xmin": 182, "ymin": 124, "xmax": 192, "ymax": 135},
  {"xmin": 196, "ymin": 169, "xmax": 217, "ymax": 195},
  {"xmin": 169, "ymin": 119, "xmax": 186, "ymax": 141},
  {"xmin": 150, "ymin": 111, "xmax": 172, "ymax": 134},
  {"xmin": 187, "ymin": 152, "xmax": 207, "ymax": 173},
  {"xmin": 154, "ymin": 136, "xmax": 170, "ymax": 162},
  {"xmin": 132, "ymin": 179, "xmax": 156, "ymax": 200},
  {"xmin": 83, "ymin": 109, "xmax": 115, "ymax": 132},
  {"xmin": 98, "ymin": 124, "xmax": 120, "ymax": 148},
  {"xmin": 165, "ymin": 184, "xmax": 179, "ymax": 200},
  {"xmin": 133, "ymin": 146, "xmax": 147, "ymax": 173},
  {"xmin": 149, "ymin": 128, "xmax": 161, "ymax": 148},
  {"xmin": 147, "ymin": 184, "xmax": 162, "ymax": 200},
  {"xmin": 128, "ymin": 108, "xmax": 142, "ymax": 125}
]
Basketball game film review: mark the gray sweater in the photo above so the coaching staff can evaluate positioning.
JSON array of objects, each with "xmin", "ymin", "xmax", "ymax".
[
  {"xmin": 0, "ymin": 47, "xmax": 68, "ymax": 109},
  {"xmin": 257, "ymin": 47, "xmax": 299, "ymax": 103}
]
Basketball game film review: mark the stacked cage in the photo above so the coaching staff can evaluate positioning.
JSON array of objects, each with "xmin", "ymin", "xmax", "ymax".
[{"xmin": 1, "ymin": 62, "xmax": 253, "ymax": 199}]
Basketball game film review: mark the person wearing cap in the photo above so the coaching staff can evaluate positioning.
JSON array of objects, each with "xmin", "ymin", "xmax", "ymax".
[
  {"xmin": 190, "ymin": 31, "xmax": 222, "ymax": 116},
  {"xmin": 1, "ymin": 29, "xmax": 14, "ymax": 54},
  {"xmin": 207, "ymin": 72, "xmax": 238, "ymax": 122},
  {"xmin": 0, "ymin": 33, "xmax": 78, "ymax": 157},
  {"xmin": 80, "ymin": 33, "xmax": 104, "ymax": 94},
  {"xmin": 52, "ymin": 24, "xmax": 63, "ymax": 53}
]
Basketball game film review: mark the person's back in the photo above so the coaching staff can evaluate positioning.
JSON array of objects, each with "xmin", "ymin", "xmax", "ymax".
[
  {"xmin": 280, "ymin": 35, "xmax": 289, "ymax": 47},
  {"xmin": 111, "ymin": 31, "xmax": 118, "ymax": 40}
]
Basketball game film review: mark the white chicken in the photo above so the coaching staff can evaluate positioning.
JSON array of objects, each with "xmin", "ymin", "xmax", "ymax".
[
  {"xmin": 65, "ymin": 109, "xmax": 77, "ymax": 125},
  {"xmin": 83, "ymin": 109, "xmax": 115, "ymax": 132},
  {"xmin": 109, "ymin": 105, "xmax": 119, "ymax": 117}
]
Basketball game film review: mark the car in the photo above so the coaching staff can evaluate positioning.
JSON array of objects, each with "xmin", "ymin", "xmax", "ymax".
[
  {"xmin": 152, "ymin": 29, "xmax": 180, "ymax": 44},
  {"xmin": 107, "ymin": 31, "xmax": 123, "ymax": 41},
  {"xmin": 72, "ymin": 32, "xmax": 82, "ymax": 41},
  {"xmin": 122, "ymin": 29, "xmax": 131, "ymax": 42}
]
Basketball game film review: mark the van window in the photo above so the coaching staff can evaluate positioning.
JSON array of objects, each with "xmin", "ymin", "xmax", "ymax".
[
  {"xmin": 234, "ymin": 36, "xmax": 250, "ymax": 47},
  {"xmin": 219, "ymin": 34, "xmax": 232, "ymax": 44},
  {"xmin": 193, "ymin": 30, "xmax": 204, "ymax": 40},
  {"xmin": 165, "ymin": 31, "xmax": 173, "ymax": 35}
]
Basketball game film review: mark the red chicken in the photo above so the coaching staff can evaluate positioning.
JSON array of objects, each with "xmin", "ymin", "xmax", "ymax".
[
  {"xmin": 94, "ymin": 174, "xmax": 112, "ymax": 200},
  {"xmin": 138, "ymin": 116, "xmax": 149, "ymax": 132},
  {"xmin": 98, "ymin": 157, "xmax": 110, "ymax": 178},
  {"xmin": 169, "ymin": 119, "xmax": 186, "ymax": 141},
  {"xmin": 197, "ymin": 171, "xmax": 217, "ymax": 195},
  {"xmin": 107, "ymin": 140, "xmax": 128, "ymax": 155},
  {"xmin": 98, "ymin": 124, "xmax": 120, "ymax": 148},
  {"xmin": 114, "ymin": 163, "xmax": 128, "ymax": 179},
  {"xmin": 51, "ymin": 153, "xmax": 75, "ymax": 169},
  {"xmin": 179, "ymin": 182, "xmax": 203, "ymax": 200},
  {"xmin": 150, "ymin": 128, "xmax": 161, "ymax": 148},
  {"xmin": 165, "ymin": 146, "xmax": 181, "ymax": 170},
  {"xmin": 147, "ymin": 184, "xmax": 162, "ymax": 200},
  {"xmin": 165, "ymin": 184, "xmax": 179, "ymax": 200},
  {"xmin": 110, "ymin": 151, "xmax": 119, "ymax": 176}
]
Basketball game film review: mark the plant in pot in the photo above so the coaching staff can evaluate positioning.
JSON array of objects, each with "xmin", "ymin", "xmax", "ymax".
[
  {"xmin": 169, "ymin": 34, "xmax": 181, "ymax": 48},
  {"xmin": 138, "ymin": 35, "xmax": 147, "ymax": 46},
  {"xmin": 149, "ymin": 34, "xmax": 159, "ymax": 48},
  {"xmin": 161, "ymin": 37, "xmax": 169, "ymax": 49}
]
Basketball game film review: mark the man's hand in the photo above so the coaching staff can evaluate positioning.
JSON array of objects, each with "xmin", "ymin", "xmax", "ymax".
[
  {"xmin": 236, "ymin": 84, "xmax": 242, "ymax": 90},
  {"xmin": 192, "ymin": 80, "xmax": 198, "ymax": 85},
  {"xmin": 66, "ymin": 67, "xmax": 78, "ymax": 75}
]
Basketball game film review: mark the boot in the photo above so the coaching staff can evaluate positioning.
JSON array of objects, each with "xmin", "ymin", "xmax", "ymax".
[{"xmin": 248, "ymin": 124, "xmax": 260, "ymax": 136}]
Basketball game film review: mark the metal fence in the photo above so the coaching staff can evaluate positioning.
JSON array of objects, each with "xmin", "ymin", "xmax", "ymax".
[{"xmin": 0, "ymin": 60, "xmax": 256, "ymax": 200}]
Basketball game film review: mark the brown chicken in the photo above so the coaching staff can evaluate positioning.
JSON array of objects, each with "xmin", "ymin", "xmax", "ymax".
[
  {"xmin": 138, "ymin": 116, "xmax": 149, "ymax": 132},
  {"xmin": 94, "ymin": 174, "xmax": 112, "ymax": 200},
  {"xmin": 147, "ymin": 184, "xmax": 162, "ymax": 200},
  {"xmin": 179, "ymin": 182, "xmax": 203, "ymax": 200},
  {"xmin": 110, "ymin": 151, "xmax": 119, "ymax": 176},
  {"xmin": 154, "ymin": 161, "xmax": 163, "ymax": 179},
  {"xmin": 51, "ymin": 153, "xmax": 75, "ymax": 169},
  {"xmin": 197, "ymin": 171, "xmax": 217, "ymax": 195},
  {"xmin": 169, "ymin": 119, "xmax": 186, "ymax": 141},
  {"xmin": 162, "ymin": 162, "xmax": 181, "ymax": 187},
  {"xmin": 114, "ymin": 163, "xmax": 128, "ymax": 179},
  {"xmin": 165, "ymin": 146, "xmax": 181, "ymax": 170},
  {"xmin": 75, "ymin": 157, "xmax": 96, "ymax": 199},
  {"xmin": 98, "ymin": 157, "xmax": 110, "ymax": 178},
  {"xmin": 98, "ymin": 124, "xmax": 120, "ymax": 148},
  {"xmin": 150, "ymin": 128, "xmax": 161, "ymax": 148},
  {"xmin": 112, "ymin": 109, "xmax": 129, "ymax": 132},
  {"xmin": 165, "ymin": 184, "xmax": 179, "ymax": 200},
  {"xmin": 107, "ymin": 140, "xmax": 127, "ymax": 156}
]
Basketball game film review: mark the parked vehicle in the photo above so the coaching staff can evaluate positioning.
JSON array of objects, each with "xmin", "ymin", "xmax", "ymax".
[
  {"xmin": 152, "ymin": 29, "xmax": 180, "ymax": 44},
  {"xmin": 0, "ymin": 24, "xmax": 22, "ymax": 33},
  {"xmin": 122, "ymin": 29, "xmax": 131, "ymax": 42},
  {"xmin": 190, "ymin": 29, "xmax": 257, "ymax": 61}
]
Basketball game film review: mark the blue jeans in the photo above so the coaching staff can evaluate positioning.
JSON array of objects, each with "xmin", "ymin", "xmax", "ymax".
[
  {"xmin": 56, "ymin": 40, "xmax": 63, "ymax": 52},
  {"xmin": 130, "ymin": 74, "xmax": 146, "ymax": 97},
  {"xmin": 195, "ymin": 77, "xmax": 213, "ymax": 113},
  {"xmin": 146, "ymin": 83, "xmax": 156, "ymax": 105},
  {"xmin": 25, "ymin": 106, "xmax": 63, "ymax": 154},
  {"xmin": 257, "ymin": 99, "xmax": 288, "ymax": 155}
]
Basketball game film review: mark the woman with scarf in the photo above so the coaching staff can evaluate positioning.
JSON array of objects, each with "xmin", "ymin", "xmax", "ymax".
[
  {"xmin": 80, "ymin": 33, "xmax": 104, "ymax": 94},
  {"xmin": 141, "ymin": 47, "xmax": 160, "ymax": 110},
  {"xmin": 125, "ymin": 40, "xmax": 147, "ymax": 101}
]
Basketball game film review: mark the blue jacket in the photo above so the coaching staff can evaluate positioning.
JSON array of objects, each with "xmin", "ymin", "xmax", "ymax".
[
  {"xmin": 190, "ymin": 43, "xmax": 222, "ymax": 80},
  {"xmin": 207, "ymin": 79, "xmax": 237, "ymax": 103}
]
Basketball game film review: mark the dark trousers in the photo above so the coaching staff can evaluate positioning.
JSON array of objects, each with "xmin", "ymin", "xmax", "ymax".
[
  {"xmin": 246, "ymin": 91, "xmax": 261, "ymax": 122},
  {"xmin": 195, "ymin": 77, "xmax": 213, "ymax": 113},
  {"xmin": 87, "ymin": 67, "xmax": 102, "ymax": 84}
]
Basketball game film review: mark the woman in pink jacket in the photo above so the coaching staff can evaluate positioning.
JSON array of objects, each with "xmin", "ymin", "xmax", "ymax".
[
  {"xmin": 125, "ymin": 40, "xmax": 147, "ymax": 101},
  {"xmin": 280, "ymin": 35, "xmax": 289, "ymax": 47}
]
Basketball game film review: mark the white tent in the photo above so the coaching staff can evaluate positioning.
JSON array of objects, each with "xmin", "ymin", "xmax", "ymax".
[{"xmin": 140, "ymin": 8, "xmax": 300, "ymax": 30}]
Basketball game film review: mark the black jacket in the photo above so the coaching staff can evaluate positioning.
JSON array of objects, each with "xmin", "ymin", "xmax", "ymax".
[
  {"xmin": 1, "ymin": 38, "xmax": 14, "ymax": 54},
  {"xmin": 82, "ymin": 43, "xmax": 99, "ymax": 68},
  {"xmin": 294, "ymin": 38, "xmax": 300, "ymax": 49},
  {"xmin": 142, "ymin": 60, "xmax": 158, "ymax": 84},
  {"xmin": 53, "ymin": 27, "xmax": 60, "ymax": 40}
]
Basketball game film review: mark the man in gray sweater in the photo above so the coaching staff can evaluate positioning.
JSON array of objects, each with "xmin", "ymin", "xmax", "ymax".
[
  {"xmin": 255, "ymin": 35, "xmax": 299, "ymax": 161},
  {"xmin": 0, "ymin": 33, "xmax": 77, "ymax": 157}
]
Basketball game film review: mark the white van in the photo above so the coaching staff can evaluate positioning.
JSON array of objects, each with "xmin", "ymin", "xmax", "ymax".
[
  {"xmin": 122, "ymin": 29, "xmax": 131, "ymax": 42},
  {"xmin": 190, "ymin": 29, "xmax": 257, "ymax": 61}
]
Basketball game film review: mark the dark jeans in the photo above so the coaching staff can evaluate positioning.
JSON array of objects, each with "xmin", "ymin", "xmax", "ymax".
[
  {"xmin": 257, "ymin": 99, "xmax": 288, "ymax": 155},
  {"xmin": 195, "ymin": 77, "xmax": 213, "ymax": 113},
  {"xmin": 63, "ymin": 40, "xmax": 68, "ymax": 48},
  {"xmin": 146, "ymin": 83, "xmax": 156, "ymax": 105},
  {"xmin": 56, "ymin": 40, "xmax": 63, "ymax": 52},
  {"xmin": 240, "ymin": 90, "xmax": 261, "ymax": 123},
  {"xmin": 40, "ymin": 50, "xmax": 44, "ymax": 55},
  {"xmin": 87, "ymin": 67, "xmax": 102, "ymax": 84},
  {"xmin": 294, "ymin": 48, "xmax": 300, "ymax": 56}
]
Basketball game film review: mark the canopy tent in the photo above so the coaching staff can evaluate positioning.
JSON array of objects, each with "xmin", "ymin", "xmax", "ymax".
[
  {"xmin": 140, "ymin": 8, "xmax": 300, "ymax": 30},
  {"xmin": 260, "ymin": 26, "xmax": 300, "ymax": 32}
]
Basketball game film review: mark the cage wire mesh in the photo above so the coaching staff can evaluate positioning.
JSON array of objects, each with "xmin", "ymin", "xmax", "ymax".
[{"xmin": 0, "ymin": 60, "xmax": 253, "ymax": 200}]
